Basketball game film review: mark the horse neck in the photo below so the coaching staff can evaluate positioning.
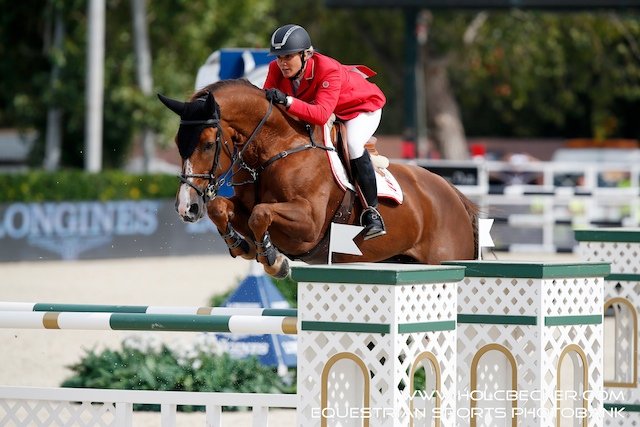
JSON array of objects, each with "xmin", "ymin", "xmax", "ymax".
[{"xmin": 225, "ymin": 99, "xmax": 307, "ymax": 165}]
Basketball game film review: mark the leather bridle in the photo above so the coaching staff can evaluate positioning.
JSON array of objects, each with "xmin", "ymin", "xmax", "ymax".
[
  {"xmin": 178, "ymin": 115, "xmax": 228, "ymax": 203},
  {"xmin": 179, "ymin": 97, "xmax": 332, "ymax": 204}
]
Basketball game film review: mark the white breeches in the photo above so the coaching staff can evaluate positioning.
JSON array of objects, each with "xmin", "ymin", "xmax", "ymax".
[{"xmin": 344, "ymin": 109, "xmax": 382, "ymax": 159}]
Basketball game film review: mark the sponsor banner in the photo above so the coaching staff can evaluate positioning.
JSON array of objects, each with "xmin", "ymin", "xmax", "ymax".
[{"xmin": 0, "ymin": 200, "xmax": 228, "ymax": 261}]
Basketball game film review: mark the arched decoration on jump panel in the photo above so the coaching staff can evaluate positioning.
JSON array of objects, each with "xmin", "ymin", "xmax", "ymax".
[
  {"xmin": 293, "ymin": 263, "xmax": 463, "ymax": 427},
  {"xmin": 556, "ymin": 344, "xmax": 589, "ymax": 427},
  {"xmin": 576, "ymin": 228, "xmax": 640, "ymax": 426},
  {"xmin": 603, "ymin": 297, "xmax": 638, "ymax": 388},
  {"xmin": 321, "ymin": 352, "xmax": 370, "ymax": 427},
  {"xmin": 409, "ymin": 351, "xmax": 441, "ymax": 427},
  {"xmin": 470, "ymin": 343, "xmax": 518, "ymax": 427},
  {"xmin": 449, "ymin": 260, "xmax": 608, "ymax": 427}
]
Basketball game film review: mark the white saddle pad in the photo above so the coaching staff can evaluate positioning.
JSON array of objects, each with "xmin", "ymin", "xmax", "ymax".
[{"xmin": 322, "ymin": 123, "xmax": 403, "ymax": 204}]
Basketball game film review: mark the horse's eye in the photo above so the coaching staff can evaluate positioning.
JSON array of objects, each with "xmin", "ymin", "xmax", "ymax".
[{"xmin": 203, "ymin": 142, "xmax": 215, "ymax": 151}]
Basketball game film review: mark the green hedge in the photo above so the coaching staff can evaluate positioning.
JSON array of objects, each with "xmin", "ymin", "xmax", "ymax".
[
  {"xmin": 0, "ymin": 170, "xmax": 178, "ymax": 202},
  {"xmin": 62, "ymin": 339, "xmax": 294, "ymax": 412}
]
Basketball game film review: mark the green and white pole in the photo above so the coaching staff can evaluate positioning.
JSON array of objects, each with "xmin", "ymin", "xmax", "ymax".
[
  {"xmin": 0, "ymin": 302, "xmax": 296, "ymax": 317},
  {"xmin": 0, "ymin": 311, "xmax": 297, "ymax": 335}
]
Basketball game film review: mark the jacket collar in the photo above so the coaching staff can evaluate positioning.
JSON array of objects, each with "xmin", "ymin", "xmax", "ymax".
[
  {"xmin": 302, "ymin": 56, "xmax": 315, "ymax": 81},
  {"xmin": 290, "ymin": 55, "xmax": 316, "ymax": 95}
]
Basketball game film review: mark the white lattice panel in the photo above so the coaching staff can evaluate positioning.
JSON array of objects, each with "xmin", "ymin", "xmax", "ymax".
[
  {"xmin": 396, "ymin": 282, "xmax": 457, "ymax": 427},
  {"xmin": 300, "ymin": 282, "xmax": 394, "ymax": 324},
  {"xmin": 542, "ymin": 277, "xmax": 603, "ymax": 317},
  {"xmin": 0, "ymin": 400, "xmax": 117, "ymax": 426},
  {"xmin": 604, "ymin": 410, "xmax": 640, "ymax": 426},
  {"xmin": 458, "ymin": 277, "xmax": 539, "ymax": 316},
  {"xmin": 397, "ymin": 282, "xmax": 457, "ymax": 324},
  {"xmin": 297, "ymin": 278, "xmax": 458, "ymax": 427},
  {"xmin": 579, "ymin": 241, "xmax": 640, "ymax": 275},
  {"xmin": 605, "ymin": 280, "xmax": 640, "ymax": 308}
]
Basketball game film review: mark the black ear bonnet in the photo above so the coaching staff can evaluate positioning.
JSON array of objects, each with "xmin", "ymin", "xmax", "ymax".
[{"xmin": 157, "ymin": 92, "xmax": 221, "ymax": 159}]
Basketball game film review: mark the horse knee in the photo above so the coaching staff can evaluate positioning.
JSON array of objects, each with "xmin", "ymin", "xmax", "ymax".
[
  {"xmin": 207, "ymin": 199, "xmax": 230, "ymax": 223},
  {"xmin": 248, "ymin": 204, "xmax": 271, "ymax": 231}
]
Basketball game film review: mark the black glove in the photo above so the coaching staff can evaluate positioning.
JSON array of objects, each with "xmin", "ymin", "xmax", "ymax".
[{"xmin": 265, "ymin": 88, "xmax": 288, "ymax": 105}]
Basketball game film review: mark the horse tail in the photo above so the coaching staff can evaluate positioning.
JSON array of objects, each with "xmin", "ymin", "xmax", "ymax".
[{"xmin": 449, "ymin": 183, "xmax": 480, "ymax": 259}]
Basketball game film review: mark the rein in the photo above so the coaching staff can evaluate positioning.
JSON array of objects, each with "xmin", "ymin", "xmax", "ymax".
[{"xmin": 255, "ymin": 123, "xmax": 333, "ymax": 175}]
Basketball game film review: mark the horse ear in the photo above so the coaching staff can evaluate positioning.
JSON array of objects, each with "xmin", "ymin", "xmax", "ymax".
[
  {"xmin": 204, "ymin": 92, "xmax": 219, "ymax": 117},
  {"xmin": 157, "ymin": 93, "xmax": 185, "ymax": 116}
]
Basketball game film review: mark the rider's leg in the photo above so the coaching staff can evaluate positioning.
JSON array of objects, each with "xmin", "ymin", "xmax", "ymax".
[
  {"xmin": 345, "ymin": 109, "xmax": 386, "ymax": 240},
  {"xmin": 350, "ymin": 153, "xmax": 386, "ymax": 239}
]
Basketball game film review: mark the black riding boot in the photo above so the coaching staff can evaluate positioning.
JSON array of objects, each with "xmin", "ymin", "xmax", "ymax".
[{"xmin": 350, "ymin": 153, "xmax": 386, "ymax": 240}]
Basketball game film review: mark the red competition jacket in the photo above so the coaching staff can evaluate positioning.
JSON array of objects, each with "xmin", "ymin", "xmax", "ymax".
[{"xmin": 263, "ymin": 52, "xmax": 386, "ymax": 126}]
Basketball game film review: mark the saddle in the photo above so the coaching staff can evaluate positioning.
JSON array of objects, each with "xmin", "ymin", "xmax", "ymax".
[
  {"xmin": 328, "ymin": 121, "xmax": 388, "ymax": 181},
  {"xmin": 323, "ymin": 118, "xmax": 402, "ymax": 203}
]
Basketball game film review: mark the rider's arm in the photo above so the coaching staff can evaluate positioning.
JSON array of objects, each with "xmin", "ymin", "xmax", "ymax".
[{"xmin": 287, "ymin": 63, "xmax": 341, "ymax": 126}]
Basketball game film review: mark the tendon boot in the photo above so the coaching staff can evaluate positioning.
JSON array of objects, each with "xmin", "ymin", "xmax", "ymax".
[{"xmin": 351, "ymin": 153, "xmax": 386, "ymax": 240}]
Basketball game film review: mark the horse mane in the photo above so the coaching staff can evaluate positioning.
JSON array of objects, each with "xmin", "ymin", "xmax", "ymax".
[
  {"xmin": 191, "ymin": 79, "xmax": 308, "ymax": 136},
  {"xmin": 190, "ymin": 79, "xmax": 260, "ymax": 101}
]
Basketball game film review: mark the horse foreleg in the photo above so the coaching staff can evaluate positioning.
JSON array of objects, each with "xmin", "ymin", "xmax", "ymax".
[
  {"xmin": 207, "ymin": 197, "xmax": 256, "ymax": 260},
  {"xmin": 254, "ymin": 232, "xmax": 289, "ymax": 279}
]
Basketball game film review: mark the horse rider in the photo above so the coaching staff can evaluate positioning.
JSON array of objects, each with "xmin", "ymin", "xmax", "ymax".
[{"xmin": 263, "ymin": 24, "xmax": 387, "ymax": 240}]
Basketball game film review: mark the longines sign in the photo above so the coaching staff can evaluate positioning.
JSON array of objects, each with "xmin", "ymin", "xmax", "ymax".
[{"xmin": 0, "ymin": 200, "xmax": 226, "ymax": 261}]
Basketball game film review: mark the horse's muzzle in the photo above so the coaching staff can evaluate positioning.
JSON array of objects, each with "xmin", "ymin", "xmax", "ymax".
[{"xmin": 176, "ymin": 201, "xmax": 203, "ymax": 223}]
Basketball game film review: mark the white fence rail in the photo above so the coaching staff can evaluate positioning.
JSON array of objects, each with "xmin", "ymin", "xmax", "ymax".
[
  {"xmin": 412, "ymin": 158, "xmax": 640, "ymax": 194},
  {"xmin": 0, "ymin": 386, "xmax": 297, "ymax": 427},
  {"xmin": 410, "ymin": 158, "xmax": 640, "ymax": 252}
]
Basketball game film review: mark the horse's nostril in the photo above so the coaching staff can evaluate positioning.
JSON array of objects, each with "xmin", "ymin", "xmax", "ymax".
[{"xmin": 188, "ymin": 203, "xmax": 199, "ymax": 216}]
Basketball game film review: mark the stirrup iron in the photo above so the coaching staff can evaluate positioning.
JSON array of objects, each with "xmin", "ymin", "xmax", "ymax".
[{"xmin": 360, "ymin": 206, "xmax": 386, "ymax": 240}]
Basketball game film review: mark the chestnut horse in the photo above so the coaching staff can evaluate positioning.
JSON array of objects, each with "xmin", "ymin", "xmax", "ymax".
[{"xmin": 159, "ymin": 79, "xmax": 478, "ymax": 278}]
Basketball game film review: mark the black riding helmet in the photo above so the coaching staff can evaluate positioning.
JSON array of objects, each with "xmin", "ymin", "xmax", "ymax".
[{"xmin": 269, "ymin": 24, "xmax": 312, "ymax": 56}]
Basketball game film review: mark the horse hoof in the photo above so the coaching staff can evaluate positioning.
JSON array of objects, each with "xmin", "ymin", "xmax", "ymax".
[{"xmin": 273, "ymin": 258, "xmax": 290, "ymax": 279}]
